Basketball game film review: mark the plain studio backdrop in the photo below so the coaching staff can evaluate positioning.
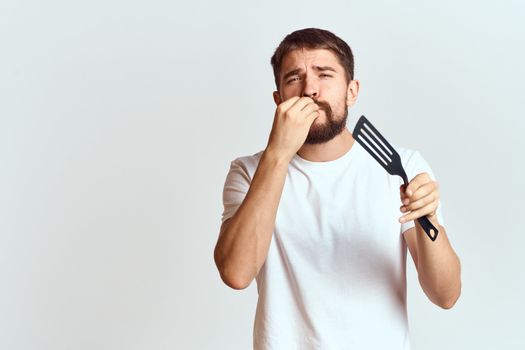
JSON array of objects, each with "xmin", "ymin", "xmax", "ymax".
[{"xmin": 1, "ymin": 0, "xmax": 524, "ymax": 349}]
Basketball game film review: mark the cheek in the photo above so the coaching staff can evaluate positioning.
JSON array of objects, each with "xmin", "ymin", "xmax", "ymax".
[
  {"xmin": 328, "ymin": 98, "xmax": 345, "ymax": 115},
  {"xmin": 321, "ymin": 84, "xmax": 344, "ymax": 101},
  {"xmin": 281, "ymin": 84, "xmax": 303, "ymax": 97}
]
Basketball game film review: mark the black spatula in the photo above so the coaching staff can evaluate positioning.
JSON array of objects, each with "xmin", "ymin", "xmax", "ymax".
[{"xmin": 352, "ymin": 115, "xmax": 439, "ymax": 241}]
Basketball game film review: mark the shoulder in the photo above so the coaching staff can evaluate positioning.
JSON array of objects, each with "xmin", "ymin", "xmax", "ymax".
[
  {"xmin": 230, "ymin": 149, "xmax": 264, "ymax": 167},
  {"xmin": 228, "ymin": 150, "xmax": 265, "ymax": 178},
  {"xmin": 391, "ymin": 143, "xmax": 419, "ymax": 169},
  {"xmin": 391, "ymin": 143, "xmax": 438, "ymax": 181}
]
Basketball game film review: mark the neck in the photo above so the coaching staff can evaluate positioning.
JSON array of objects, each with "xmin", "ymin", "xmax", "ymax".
[{"xmin": 296, "ymin": 127, "xmax": 355, "ymax": 162}]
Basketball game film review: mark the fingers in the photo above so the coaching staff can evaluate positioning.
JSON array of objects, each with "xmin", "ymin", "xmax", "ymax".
[
  {"xmin": 277, "ymin": 97, "xmax": 318, "ymax": 121},
  {"xmin": 399, "ymin": 184, "xmax": 407, "ymax": 199},
  {"xmin": 278, "ymin": 96, "xmax": 301, "ymax": 112},
  {"xmin": 307, "ymin": 109, "xmax": 321, "ymax": 120},
  {"xmin": 301, "ymin": 101, "xmax": 321, "ymax": 116},
  {"xmin": 400, "ymin": 181, "xmax": 437, "ymax": 207},
  {"xmin": 287, "ymin": 97, "xmax": 318, "ymax": 115},
  {"xmin": 399, "ymin": 202, "xmax": 437, "ymax": 223},
  {"xmin": 399, "ymin": 181, "xmax": 439, "ymax": 222},
  {"xmin": 403, "ymin": 173, "xmax": 436, "ymax": 196},
  {"xmin": 400, "ymin": 187, "xmax": 436, "ymax": 212}
]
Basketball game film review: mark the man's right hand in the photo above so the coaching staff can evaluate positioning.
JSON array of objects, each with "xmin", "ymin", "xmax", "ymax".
[{"xmin": 265, "ymin": 96, "xmax": 320, "ymax": 162}]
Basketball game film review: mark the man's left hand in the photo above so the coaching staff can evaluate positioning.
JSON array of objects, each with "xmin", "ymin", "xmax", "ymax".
[{"xmin": 399, "ymin": 173, "xmax": 439, "ymax": 223}]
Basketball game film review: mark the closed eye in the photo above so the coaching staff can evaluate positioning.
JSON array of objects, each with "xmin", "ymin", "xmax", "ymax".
[{"xmin": 286, "ymin": 73, "xmax": 334, "ymax": 85}]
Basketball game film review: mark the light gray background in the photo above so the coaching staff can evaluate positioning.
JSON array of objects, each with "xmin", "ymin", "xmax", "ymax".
[{"xmin": 1, "ymin": 0, "xmax": 524, "ymax": 349}]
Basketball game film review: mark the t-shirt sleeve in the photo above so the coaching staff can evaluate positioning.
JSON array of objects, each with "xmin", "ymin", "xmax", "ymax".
[
  {"xmin": 221, "ymin": 158, "xmax": 251, "ymax": 224},
  {"xmin": 400, "ymin": 150, "xmax": 446, "ymax": 235}
]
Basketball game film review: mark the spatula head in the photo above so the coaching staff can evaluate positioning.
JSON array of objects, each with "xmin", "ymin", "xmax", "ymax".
[{"xmin": 352, "ymin": 115, "xmax": 408, "ymax": 184}]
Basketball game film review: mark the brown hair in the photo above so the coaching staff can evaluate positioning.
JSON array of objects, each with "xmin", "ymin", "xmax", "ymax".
[{"xmin": 270, "ymin": 28, "xmax": 354, "ymax": 91}]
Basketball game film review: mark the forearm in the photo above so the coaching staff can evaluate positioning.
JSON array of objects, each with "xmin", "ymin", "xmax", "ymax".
[
  {"xmin": 215, "ymin": 148, "xmax": 289, "ymax": 289},
  {"xmin": 415, "ymin": 216, "xmax": 462, "ymax": 309}
]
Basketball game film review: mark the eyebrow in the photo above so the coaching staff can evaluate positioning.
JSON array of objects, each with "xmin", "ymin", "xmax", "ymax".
[{"xmin": 282, "ymin": 65, "xmax": 337, "ymax": 81}]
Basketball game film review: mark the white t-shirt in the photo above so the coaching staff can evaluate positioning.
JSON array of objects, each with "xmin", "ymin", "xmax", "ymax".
[{"xmin": 220, "ymin": 140, "xmax": 446, "ymax": 350}]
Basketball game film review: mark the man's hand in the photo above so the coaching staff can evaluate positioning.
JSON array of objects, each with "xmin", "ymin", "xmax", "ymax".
[
  {"xmin": 399, "ymin": 173, "xmax": 440, "ymax": 223},
  {"xmin": 265, "ymin": 96, "xmax": 320, "ymax": 163}
]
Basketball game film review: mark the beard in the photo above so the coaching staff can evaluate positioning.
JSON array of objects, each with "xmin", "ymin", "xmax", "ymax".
[{"xmin": 304, "ymin": 98, "xmax": 348, "ymax": 144}]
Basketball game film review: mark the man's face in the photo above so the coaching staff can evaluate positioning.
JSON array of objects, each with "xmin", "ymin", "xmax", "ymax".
[{"xmin": 275, "ymin": 48, "xmax": 355, "ymax": 144}]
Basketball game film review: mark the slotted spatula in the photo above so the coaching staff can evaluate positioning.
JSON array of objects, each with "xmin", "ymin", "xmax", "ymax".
[{"xmin": 352, "ymin": 115, "xmax": 439, "ymax": 241}]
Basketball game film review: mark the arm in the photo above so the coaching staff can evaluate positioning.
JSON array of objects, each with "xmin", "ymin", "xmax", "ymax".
[
  {"xmin": 400, "ymin": 176, "xmax": 462, "ymax": 309},
  {"xmin": 214, "ymin": 149, "xmax": 289, "ymax": 290},
  {"xmin": 403, "ymin": 221, "xmax": 461, "ymax": 309},
  {"xmin": 214, "ymin": 96, "xmax": 320, "ymax": 290}
]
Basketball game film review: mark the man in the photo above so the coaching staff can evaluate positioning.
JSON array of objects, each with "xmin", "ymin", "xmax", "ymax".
[{"xmin": 214, "ymin": 28, "xmax": 461, "ymax": 349}]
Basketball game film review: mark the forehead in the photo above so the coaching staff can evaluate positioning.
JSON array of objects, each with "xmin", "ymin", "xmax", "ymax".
[{"xmin": 281, "ymin": 48, "xmax": 341, "ymax": 72}]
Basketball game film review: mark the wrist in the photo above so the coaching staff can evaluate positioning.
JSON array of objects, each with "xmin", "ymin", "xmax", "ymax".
[{"xmin": 263, "ymin": 147, "xmax": 292, "ymax": 166}]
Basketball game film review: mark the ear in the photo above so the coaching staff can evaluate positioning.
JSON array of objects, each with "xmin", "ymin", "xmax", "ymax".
[
  {"xmin": 273, "ymin": 91, "xmax": 282, "ymax": 106},
  {"xmin": 346, "ymin": 80, "xmax": 360, "ymax": 107}
]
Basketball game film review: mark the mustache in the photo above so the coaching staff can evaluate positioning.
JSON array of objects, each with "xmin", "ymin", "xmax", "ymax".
[{"xmin": 313, "ymin": 99, "xmax": 332, "ymax": 115}]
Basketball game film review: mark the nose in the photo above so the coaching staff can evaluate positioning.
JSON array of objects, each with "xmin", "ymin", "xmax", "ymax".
[{"xmin": 301, "ymin": 75, "xmax": 319, "ymax": 99}]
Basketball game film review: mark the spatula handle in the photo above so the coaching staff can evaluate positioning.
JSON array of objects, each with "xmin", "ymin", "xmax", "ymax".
[{"xmin": 417, "ymin": 215, "xmax": 439, "ymax": 241}]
